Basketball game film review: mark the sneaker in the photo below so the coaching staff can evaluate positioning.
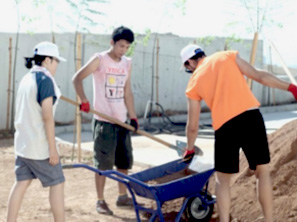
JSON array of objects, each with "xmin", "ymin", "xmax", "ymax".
[
  {"xmin": 116, "ymin": 194, "xmax": 134, "ymax": 208},
  {"xmin": 96, "ymin": 200, "xmax": 113, "ymax": 215}
]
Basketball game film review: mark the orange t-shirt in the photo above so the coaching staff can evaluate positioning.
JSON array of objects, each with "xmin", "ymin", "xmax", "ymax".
[{"xmin": 186, "ymin": 50, "xmax": 260, "ymax": 130}]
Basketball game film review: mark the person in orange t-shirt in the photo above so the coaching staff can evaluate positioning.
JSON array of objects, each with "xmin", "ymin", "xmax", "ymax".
[{"xmin": 180, "ymin": 44, "xmax": 297, "ymax": 222}]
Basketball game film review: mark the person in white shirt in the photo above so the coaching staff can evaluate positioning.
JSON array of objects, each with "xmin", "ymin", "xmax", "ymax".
[{"xmin": 6, "ymin": 41, "xmax": 66, "ymax": 222}]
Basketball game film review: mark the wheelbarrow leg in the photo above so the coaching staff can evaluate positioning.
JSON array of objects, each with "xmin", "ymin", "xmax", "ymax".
[
  {"xmin": 124, "ymin": 184, "xmax": 142, "ymax": 222},
  {"xmin": 148, "ymin": 199, "xmax": 165, "ymax": 222},
  {"xmin": 175, "ymin": 197, "xmax": 190, "ymax": 222},
  {"xmin": 156, "ymin": 200, "xmax": 165, "ymax": 222},
  {"xmin": 149, "ymin": 214, "xmax": 158, "ymax": 222}
]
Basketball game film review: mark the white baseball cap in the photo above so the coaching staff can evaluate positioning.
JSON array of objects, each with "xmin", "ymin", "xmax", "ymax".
[
  {"xmin": 180, "ymin": 44, "xmax": 203, "ymax": 64},
  {"xmin": 34, "ymin": 41, "xmax": 66, "ymax": 62}
]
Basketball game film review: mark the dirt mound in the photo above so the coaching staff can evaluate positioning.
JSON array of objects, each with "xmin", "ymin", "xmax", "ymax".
[
  {"xmin": 230, "ymin": 119, "xmax": 297, "ymax": 222},
  {"xmin": 145, "ymin": 119, "xmax": 297, "ymax": 222}
]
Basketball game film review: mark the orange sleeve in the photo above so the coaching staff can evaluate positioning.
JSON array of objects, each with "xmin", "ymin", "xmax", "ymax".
[{"xmin": 186, "ymin": 74, "xmax": 202, "ymax": 101}]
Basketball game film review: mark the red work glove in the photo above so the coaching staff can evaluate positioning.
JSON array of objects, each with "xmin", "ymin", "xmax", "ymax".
[
  {"xmin": 130, "ymin": 118, "xmax": 138, "ymax": 132},
  {"xmin": 183, "ymin": 148, "xmax": 195, "ymax": 163},
  {"xmin": 288, "ymin": 84, "xmax": 297, "ymax": 100},
  {"xmin": 80, "ymin": 101, "xmax": 90, "ymax": 113}
]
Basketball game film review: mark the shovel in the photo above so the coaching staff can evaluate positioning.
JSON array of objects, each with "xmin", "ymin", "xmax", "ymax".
[{"xmin": 60, "ymin": 96, "xmax": 203, "ymax": 157}]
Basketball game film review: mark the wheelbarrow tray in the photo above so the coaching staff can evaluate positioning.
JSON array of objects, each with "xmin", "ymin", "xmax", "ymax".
[{"xmin": 128, "ymin": 159, "xmax": 214, "ymax": 203}]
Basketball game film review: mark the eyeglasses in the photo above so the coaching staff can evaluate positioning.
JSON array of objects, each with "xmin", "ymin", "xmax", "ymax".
[
  {"xmin": 51, "ymin": 57, "xmax": 60, "ymax": 63},
  {"xmin": 184, "ymin": 60, "xmax": 189, "ymax": 66}
]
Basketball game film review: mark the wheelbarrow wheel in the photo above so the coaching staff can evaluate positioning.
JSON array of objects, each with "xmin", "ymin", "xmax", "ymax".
[{"xmin": 185, "ymin": 192, "xmax": 214, "ymax": 222}]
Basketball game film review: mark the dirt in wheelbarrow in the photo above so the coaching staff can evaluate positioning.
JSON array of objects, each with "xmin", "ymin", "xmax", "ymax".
[{"xmin": 0, "ymin": 119, "xmax": 297, "ymax": 222}]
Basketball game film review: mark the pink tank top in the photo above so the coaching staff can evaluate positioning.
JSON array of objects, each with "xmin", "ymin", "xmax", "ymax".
[{"xmin": 92, "ymin": 51, "xmax": 131, "ymax": 123}]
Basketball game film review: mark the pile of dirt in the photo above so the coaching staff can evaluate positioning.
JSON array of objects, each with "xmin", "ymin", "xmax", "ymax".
[
  {"xmin": 230, "ymin": 119, "xmax": 297, "ymax": 222},
  {"xmin": 145, "ymin": 119, "xmax": 297, "ymax": 222}
]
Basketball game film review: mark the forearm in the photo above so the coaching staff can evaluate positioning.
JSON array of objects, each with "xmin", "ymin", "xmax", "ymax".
[
  {"xmin": 186, "ymin": 125, "xmax": 198, "ymax": 150},
  {"xmin": 43, "ymin": 115, "xmax": 57, "ymax": 153},
  {"xmin": 125, "ymin": 93, "xmax": 137, "ymax": 119},
  {"xmin": 186, "ymin": 99, "xmax": 201, "ymax": 151}
]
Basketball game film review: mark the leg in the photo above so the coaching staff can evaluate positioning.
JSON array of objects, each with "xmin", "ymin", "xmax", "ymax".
[
  {"xmin": 255, "ymin": 164, "xmax": 273, "ymax": 222},
  {"xmin": 95, "ymin": 173, "xmax": 106, "ymax": 199},
  {"xmin": 117, "ymin": 169, "xmax": 128, "ymax": 195},
  {"xmin": 95, "ymin": 173, "xmax": 113, "ymax": 215},
  {"xmin": 115, "ymin": 128, "xmax": 133, "ymax": 197},
  {"xmin": 115, "ymin": 168, "xmax": 134, "ymax": 208},
  {"xmin": 92, "ymin": 121, "xmax": 116, "ymax": 215},
  {"xmin": 92, "ymin": 120, "xmax": 115, "ymax": 200},
  {"xmin": 6, "ymin": 180, "xmax": 32, "ymax": 222},
  {"xmin": 215, "ymin": 172, "xmax": 232, "ymax": 222},
  {"xmin": 49, "ymin": 182, "xmax": 65, "ymax": 222}
]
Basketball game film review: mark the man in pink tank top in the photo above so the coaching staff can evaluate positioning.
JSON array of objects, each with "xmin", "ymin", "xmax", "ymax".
[
  {"xmin": 180, "ymin": 44, "xmax": 297, "ymax": 222},
  {"xmin": 72, "ymin": 26, "xmax": 138, "ymax": 216}
]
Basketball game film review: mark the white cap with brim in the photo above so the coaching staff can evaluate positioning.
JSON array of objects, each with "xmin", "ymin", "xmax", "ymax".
[
  {"xmin": 180, "ymin": 44, "xmax": 203, "ymax": 64},
  {"xmin": 34, "ymin": 41, "xmax": 66, "ymax": 62}
]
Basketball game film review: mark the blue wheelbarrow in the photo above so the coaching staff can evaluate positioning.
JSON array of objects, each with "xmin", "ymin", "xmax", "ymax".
[{"xmin": 63, "ymin": 159, "xmax": 216, "ymax": 222}]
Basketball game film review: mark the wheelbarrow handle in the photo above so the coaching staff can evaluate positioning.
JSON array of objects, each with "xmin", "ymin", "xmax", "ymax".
[
  {"xmin": 62, "ymin": 164, "xmax": 75, "ymax": 169},
  {"xmin": 62, "ymin": 163, "xmax": 148, "ymax": 187}
]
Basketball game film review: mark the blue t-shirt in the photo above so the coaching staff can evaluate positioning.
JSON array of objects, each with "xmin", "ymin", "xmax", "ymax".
[{"xmin": 34, "ymin": 72, "xmax": 57, "ymax": 105}]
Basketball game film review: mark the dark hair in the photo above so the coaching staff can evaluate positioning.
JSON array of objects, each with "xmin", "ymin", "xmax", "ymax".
[
  {"xmin": 24, "ymin": 55, "xmax": 49, "ymax": 69},
  {"xmin": 111, "ymin": 26, "xmax": 134, "ymax": 43},
  {"xmin": 190, "ymin": 51, "xmax": 206, "ymax": 60}
]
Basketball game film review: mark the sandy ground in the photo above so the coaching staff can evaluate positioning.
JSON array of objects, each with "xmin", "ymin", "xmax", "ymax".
[
  {"xmin": 0, "ymin": 137, "xmax": 218, "ymax": 222},
  {"xmin": 0, "ymin": 137, "xmax": 152, "ymax": 222},
  {"xmin": 1, "ymin": 119, "xmax": 297, "ymax": 222}
]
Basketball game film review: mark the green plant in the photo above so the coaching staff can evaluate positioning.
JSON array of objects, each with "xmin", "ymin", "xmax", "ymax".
[{"xmin": 127, "ymin": 29, "xmax": 151, "ymax": 57}]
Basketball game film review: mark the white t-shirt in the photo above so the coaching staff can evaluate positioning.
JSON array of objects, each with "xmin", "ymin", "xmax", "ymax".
[{"xmin": 14, "ymin": 66, "xmax": 61, "ymax": 160}]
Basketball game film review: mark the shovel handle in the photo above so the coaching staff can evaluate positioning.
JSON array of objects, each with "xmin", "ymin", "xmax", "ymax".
[{"xmin": 60, "ymin": 96, "xmax": 174, "ymax": 148}]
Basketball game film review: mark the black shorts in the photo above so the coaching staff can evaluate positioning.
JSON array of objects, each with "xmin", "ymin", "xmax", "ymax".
[
  {"xmin": 92, "ymin": 119, "xmax": 133, "ymax": 170},
  {"xmin": 214, "ymin": 109, "xmax": 270, "ymax": 173}
]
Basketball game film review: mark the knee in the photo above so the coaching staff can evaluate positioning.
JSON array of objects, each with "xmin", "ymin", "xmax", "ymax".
[
  {"xmin": 215, "ymin": 172, "xmax": 232, "ymax": 186},
  {"xmin": 254, "ymin": 164, "xmax": 271, "ymax": 179},
  {"xmin": 15, "ymin": 180, "xmax": 32, "ymax": 191},
  {"xmin": 20, "ymin": 179, "xmax": 32, "ymax": 186}
]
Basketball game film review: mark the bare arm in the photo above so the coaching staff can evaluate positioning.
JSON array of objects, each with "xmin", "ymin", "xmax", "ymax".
[
  {"xmin": 124, "ymin": 67, "xmax": 137, "ymax": 119},
  {"xmin": 236, "ymin": 54, "xmax": 290, "ymax": 90},
  {"xmin": 186, "ymin": 98, "xmax": 201, "ymax": 151},
  {"xmin": 72, "ymin": 56, "xmax": 100, "ymax": 103},
  {"xmin": 42, "ymin": 97, "xmax": 59, "ymax": 166}
]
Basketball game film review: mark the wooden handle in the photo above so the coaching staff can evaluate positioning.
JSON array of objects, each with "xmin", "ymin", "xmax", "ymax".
[
  {"xmin": 268, "ymin": 39, "xmax": 297, "ymax": 85},
  {"xmin": 247, "ymin": 32, "xmax": 259, "ymax": 89},
  {"xmin": 60, "ymin": 96, "xmax": 174, "ymax": 148}
]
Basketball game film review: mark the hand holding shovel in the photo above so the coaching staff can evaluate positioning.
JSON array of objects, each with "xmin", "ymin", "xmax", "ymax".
[{"xmin": 60, "ymin": 96, "xmax": 203, "ymax": 157}]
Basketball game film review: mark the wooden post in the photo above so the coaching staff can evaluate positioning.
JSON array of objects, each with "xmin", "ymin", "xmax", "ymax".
[
  {"xmin": 75, "ymin": 33, "xmax": 82, "ymax": 162},
  {"xmin": 155, "ymin": 38, "xmax": 160, "ymax": 115},
  {"xmin": 6, "ymin": 38, "xmax": 12, "ymax": 130},
  {"xmin": 247, "ymin": 32, "xmax": 259, "ymax": 89},
  {"xmin": 268, "ymin": 46, "xmax": 276, "ymax": 106},
  {"xmin": 268, "ymin": 39, "xmax": 297, "ymax": 85}
]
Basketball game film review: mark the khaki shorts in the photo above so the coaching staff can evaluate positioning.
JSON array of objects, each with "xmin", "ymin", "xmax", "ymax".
[{"xmin": 92, "ymin": 119, "xmax": 133, "ymax": 170}]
